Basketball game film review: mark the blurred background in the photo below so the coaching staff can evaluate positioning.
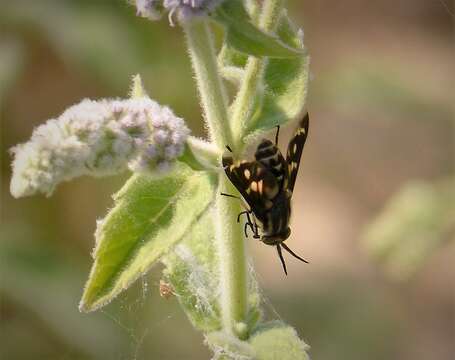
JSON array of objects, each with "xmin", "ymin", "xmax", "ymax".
[{"xmin": 1, "ymin": 0, "xmax": 453, "ymax": 359}]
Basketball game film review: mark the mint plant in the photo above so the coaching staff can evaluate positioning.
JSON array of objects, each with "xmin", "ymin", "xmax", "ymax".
[{"xmin": 10, "ymin": 0, "xmax": 310, "ymax": 358}]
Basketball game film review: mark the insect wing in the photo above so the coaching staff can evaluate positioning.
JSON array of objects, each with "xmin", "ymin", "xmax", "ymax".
[
  {"xmin": 286, "ymin": 113, "xmax": 309, "ymax": 192},
  {"xmin": 223, "ymin": 157, "xmax": 279, "ymax": 212}
]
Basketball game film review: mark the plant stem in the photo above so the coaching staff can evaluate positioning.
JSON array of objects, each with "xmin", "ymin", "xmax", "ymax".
[
  {"xmin": 231, "ymin": 0, "xmax": 285, "ymax": 148},
  {"xmin": 216, "ymin": 178, "xmax": 248, "ymax": 339},
  {"xmin": 184, "ymin": 19, "xmax": 248, "ymax": 338},
  {"xmin": 183, "ymin": 0, "xmax": 286, "ymax": 340},
  {"xmin": 183, "ymin": 20, "xmax": 233, "ymax": 149}
]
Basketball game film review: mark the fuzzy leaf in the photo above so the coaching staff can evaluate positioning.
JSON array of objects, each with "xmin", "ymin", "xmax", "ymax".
[
  {"xmin": 206, "ymin": 322, "xmax": 309, "ymax": 360},
  {"xmin": 80, "ymin": 164, "xmax": 216, "ymax": 312},
  {"xmin": 215, "ymin": 0, "xmax": 303, "ymax": 59},
  {"xmin": 244, "ymin": 15, "xmax": 310, "ymax": 140},
  {"xmin": 217, "ymin": 44, "xmax": 247, "ymax": 84},
  {"xmin": 249, "ymin": 322, "xmax": 310, "ymax": 360},
  {"xmin": 206, "ymin": 331, "xmax": 255, "ymax": 359}
]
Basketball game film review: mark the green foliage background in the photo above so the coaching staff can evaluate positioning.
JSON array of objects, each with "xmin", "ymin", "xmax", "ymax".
[{"xmin": 1, "ymin": 1, "xmax": 453, "ymax": 359}]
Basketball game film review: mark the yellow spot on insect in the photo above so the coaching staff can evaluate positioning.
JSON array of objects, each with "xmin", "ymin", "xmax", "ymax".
[
  {"xmin": 246, "ymin": 188, "xmax": 251, "ymax": 194},
  {"xmin": 258, "ymin": 180, "xmax": 264, "ymax": 194},
  {"xmin": 251, "ymin": 181, "xmax": 258, "ymax": 192},
  {"xmin": 244, "ymin": 169, "xmax": 251, "ymax": 179},
  {"xmin": 297, "ymin": 128, "xmax": 305, "ymax": 135},
  {"xmin": 288, "ymin": 163, "xmax": 293, "ymax": 173},
  {"xmin": 230, "ymin": 165, "xmax": 236, "ymax": 171},
  {"xmin": 293, "ymin": 143, "xmax": 297, "ymax": 154},
  {"xmin": 292, "ymin": 162, "xmax": 298, "ymax": 170}
]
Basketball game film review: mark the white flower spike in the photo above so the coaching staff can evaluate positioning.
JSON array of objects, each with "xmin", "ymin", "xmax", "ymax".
[
  {"xmin": 135, "ymin": 0, "xmax": 163, "ymax": 20},
  {"xmin": 10, "ymin": 84, "xmax": 190, "ymax": 198},
  {"xmin": 134, "ymin": 0, "xmax": 223, "ymax": 25}
]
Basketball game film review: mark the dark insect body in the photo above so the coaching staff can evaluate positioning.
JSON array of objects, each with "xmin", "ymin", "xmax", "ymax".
[{"xmin": 222, "ymin": 113, "xmax": 310, "ymax": 275}]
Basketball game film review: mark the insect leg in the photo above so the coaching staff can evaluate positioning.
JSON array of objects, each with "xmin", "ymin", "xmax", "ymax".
[
  {"xmin": 240, "ymin": 210, "xmax": 260, "ymax": 239},
  {"xmin": 276, "ymin": 245, "xmax": 288, "ymax": 275},
  {"xmin": 220, "ymin": 193, "xmax": 251, "ymax": 214},
  {"xmin": 237, "ymin": 210, "xmax": 250, "ymax": 223},
  {"xmin": 220, "ymin": 191, "xmax": 258, "ymax": 238},
  {"xmin": 243, "ymin": 211, "xmax": 257, "ymax": 238},
  {"xmin": 251, "ymin": 216, "xmax": 260, "ymax": 239},
  {"xmin": 275, "ymin": 125, "xmax": 280, "ymax": 146},
  {"xmin": 281, "ymin": 243, "xmax": 309, "ymax": 264},
  {"xmin": 244, "ymin": 222, "xmax": 251, "ymax": 238},
  {"xmin": 225, "ymin": 145, "xmax": 233, "ymax": 153}
]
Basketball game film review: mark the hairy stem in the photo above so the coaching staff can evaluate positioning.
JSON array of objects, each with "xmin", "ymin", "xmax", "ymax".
[
  {"xmin": 231, "ymin": 0, "xmax": 285, "ymax": 148},
  {"xmin": 183, "ymin": 20, "xmax": 233, "ymax": 148},
  {"xmin": 216, "ymin": 177, "xmax": 248, "ymax": 339},
  {"xmin": 184, "ymin": 19, "xmax": 248, "ymax": 338}
]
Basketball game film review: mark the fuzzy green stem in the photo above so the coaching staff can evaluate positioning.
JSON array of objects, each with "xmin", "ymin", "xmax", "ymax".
[
  {"xmin": 216, "ymin": 177, "xmax": 249, "ymax": 339},
  {"xmin": 183, "ymin": 20, "xmax": 233, "ymax": 148},
  {"xmin": 183, "ymin": 18, "xmax": 248, "ymax": 338},
  {"xmin": 231, "ymin": 0, "xmax": 285, "ymax": 149},
  {"xmin": 182, "ymin": 0, "xmax": 286, "ymax": 340}
]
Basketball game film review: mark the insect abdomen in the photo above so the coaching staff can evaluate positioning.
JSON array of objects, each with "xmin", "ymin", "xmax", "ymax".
[{"xmin": 255, "ymin": 140, "xmax": 286, "ymax": 186}]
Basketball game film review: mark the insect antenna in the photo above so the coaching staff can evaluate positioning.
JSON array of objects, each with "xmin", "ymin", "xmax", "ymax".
[
  {"xmin": 281, "ymin": 243, "xmax": 309, "ymax": 264},
  {"xmin": 220, "ymin": 192, "xmax": 241, "ymax": 199},
  {"xmin": 275, "ymin": 125, "xmax": 280, "ymax": 146},
  {"xmin": 276, "ymin": 245, "xmax": 288, "ymax": 275},
  {"xmin": 226, "ymin": 145, "xmax": 233, "ymax": 153}
]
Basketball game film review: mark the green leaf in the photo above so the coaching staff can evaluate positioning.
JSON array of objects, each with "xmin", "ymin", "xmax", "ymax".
[
  {"xmin": 214, "ymin": 0, "xmax": 303, "ymax": 59},
  {"xmin": 80, "ymin": 164, "xmax": 216, "ymax": 312},
  {"xmin": 217, "ymin": 44, "xmax": 248, "ymax": 84},
  {"xmin": 216, "ymin": 0, "xmax": 261, "ymax": 84},
  {"xmin": 249, "ymin": 322, "xmax": 310, "ymax": 360},
  {"xmin": 244, "ymin": 15, "xmax": 310, "ymax": 140}
]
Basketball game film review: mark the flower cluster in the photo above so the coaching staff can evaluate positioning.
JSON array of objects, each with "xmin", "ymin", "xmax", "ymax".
[
  {"xmin": 135, "ymin": 0, "xmax": 223, "ymax": 25},
  {"xmin": 10, "ymin": 97, "xmax": 190, "ymax": 198}
]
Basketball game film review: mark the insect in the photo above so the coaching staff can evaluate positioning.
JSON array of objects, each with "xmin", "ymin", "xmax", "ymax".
[
  {"xmin": 159, "ymin": 280, "xmax": 174, "ymax": 299},
  {"xmin": 222, "ymin": 113, "xmax": 310, "ymax": 275}
]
